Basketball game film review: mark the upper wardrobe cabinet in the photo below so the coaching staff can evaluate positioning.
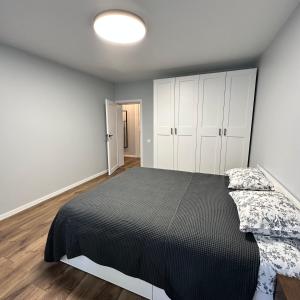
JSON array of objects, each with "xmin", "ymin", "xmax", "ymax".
[
  {"xmin": 154, "ymin": 75, "xmax": 199, "ymax": 172},
  {"xmin": 153, "ymin": 68, "xmax": 257, "ymax": 174}
]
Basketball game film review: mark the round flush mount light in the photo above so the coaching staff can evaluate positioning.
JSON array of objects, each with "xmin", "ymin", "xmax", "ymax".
[{"xmin": 93, "ymin": 10, "xmax": 146, "ymax": 44}]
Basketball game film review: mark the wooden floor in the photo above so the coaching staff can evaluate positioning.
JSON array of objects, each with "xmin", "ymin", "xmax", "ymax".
[{"xmin": 0, "ymin": 157, "xmax": 146, "ymax": 300}]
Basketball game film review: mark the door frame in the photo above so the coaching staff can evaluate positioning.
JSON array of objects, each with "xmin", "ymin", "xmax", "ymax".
[{"xmin": 115, "ymin": 99, "xmax": 143, "ymax": 167}]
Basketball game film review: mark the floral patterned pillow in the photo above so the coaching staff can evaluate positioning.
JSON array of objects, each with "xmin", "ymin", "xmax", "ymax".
[
  {"xmin": 229, "ymin": 190, "xmax": 300, "ymax": 239},
  {"xmin": 226, "ymin": 168, "xmax": 274, "ymax": 190},
  {"xmin": 255, "ymin": 234, "xmax": 300, "ymax": 295}
]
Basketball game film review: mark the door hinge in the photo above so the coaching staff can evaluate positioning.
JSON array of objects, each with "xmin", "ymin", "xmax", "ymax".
[{"xmin": 106, "ymin": 133, "xmax": 113, "ymax": 141}]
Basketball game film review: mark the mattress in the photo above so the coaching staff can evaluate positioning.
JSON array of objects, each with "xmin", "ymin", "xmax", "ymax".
[{"xmin": 45, "ymin": 167, "xmax": 260, "ymax": 300}]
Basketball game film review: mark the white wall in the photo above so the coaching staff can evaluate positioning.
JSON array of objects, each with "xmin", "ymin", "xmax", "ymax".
[
  {"xmin": 0, "ymin": 44, "xmax": 114, "ymax": 216},
  {"xmin": 122, "ymin": 104, "xmax": 140, "ymax": 157},
  {"xmin": 250, "ymin": 5, "xmax": 300, "ymax": 200},
  {"xmin": 115, "ymin": 81, "xmax": 153, "ymax": 167}
]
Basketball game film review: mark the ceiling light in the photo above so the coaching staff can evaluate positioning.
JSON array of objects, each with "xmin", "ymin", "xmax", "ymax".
[{"xmin": 93, "ymin": 10, "xmax": 146, "ymax": 44}]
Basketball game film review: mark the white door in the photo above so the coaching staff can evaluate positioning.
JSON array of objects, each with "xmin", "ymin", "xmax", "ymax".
[
  {"xmin": 105, "ymin": 99, "xmax": 119, "ymax": 175},
  {"xmin": 196, "ymin": 72, "xmax": 226, "ymax": 175},
  {"xmin": 135, "ymin": 104, "xmax": 141, "ymax": 158},
  {"xmin": 220, "ymin": 69, "xmax": 257, "ymax": 174},
  {"xmin": 154, "ymin": 78, "xmax": 175, "ymax": 170},
  {"xmin": 174, "ymin": 75, "xmax": 199, "ymax": 172},
  {"xmin": 117, "ymin": 105, "xmax": 124, "ymax": 167}
]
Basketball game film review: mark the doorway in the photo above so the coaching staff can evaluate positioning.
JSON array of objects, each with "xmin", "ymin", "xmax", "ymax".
[
  {"xmin": 116, "ymin": 100, "xmax": 142, "ymax": 168},
  {"xmin": 105, "ymin": 99, "xmax": 142, "ymax": 176},
  {"xmin": 122, "ymin": 103, "xmax": 140, "ymax": 157}
]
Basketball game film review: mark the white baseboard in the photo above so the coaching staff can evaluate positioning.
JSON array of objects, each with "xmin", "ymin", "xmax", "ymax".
[
  {"xmin": 0, "ymin": 169, "xmax": 107, "ymax": 221},
  {"xmin": 257, "ymin": 164, "xmax": 300, "ymax": 208}
]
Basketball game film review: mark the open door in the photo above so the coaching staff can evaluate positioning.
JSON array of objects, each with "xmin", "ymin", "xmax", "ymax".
[
  {"xmin": 105, "ymin": 99, "xmax": 124, "ymax": 175},
  {"xmin": 117, "ymin": 105, "xmax": 124, "ymax": 167},
  {"xmin": 105, "ymin": 99, "xmax": 118, "ymax": 175}
]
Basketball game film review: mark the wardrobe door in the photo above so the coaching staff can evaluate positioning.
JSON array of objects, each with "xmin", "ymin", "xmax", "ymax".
[
  {"xmin": 196, "ymin": 73, "xmax": 226, "ymax": 174},
  {"xmin": 154, "ymin": 78, "xmax": 175, "ymax": 170},
  {"xmin": 220, "ymin": 69, "xmax": 257, "ymax": 174},
  {"xmin": 174, "ymin": 75, "xmax": 199, "ymax": 172}
]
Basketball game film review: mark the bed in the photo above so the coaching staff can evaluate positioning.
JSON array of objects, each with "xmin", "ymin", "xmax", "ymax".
[{"xmin": 44, "ymin": 167, "xmax": 297, "ymax": 300}]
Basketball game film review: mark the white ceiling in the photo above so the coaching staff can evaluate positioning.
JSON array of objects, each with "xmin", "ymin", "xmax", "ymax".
[{"xmin": 0, "ymin": 0, "xmax": 298, "ymax": 82}]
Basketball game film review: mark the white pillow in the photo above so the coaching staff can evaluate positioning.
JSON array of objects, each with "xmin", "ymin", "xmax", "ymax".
[
  {"xmin": 255, "ymin": 235, "xmax": 300, "ymax": 295},
  {"xmin": 226, "ymin": 168, "xmax": 274, "ymax": 190},
  {"xmin": 229, "ymin": 190, "xmax": 300, "ymax": 239}
]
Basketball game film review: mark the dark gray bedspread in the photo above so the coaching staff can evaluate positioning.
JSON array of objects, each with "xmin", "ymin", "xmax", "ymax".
[{"xmin": 45, "ymin": 167, "xmax": 259, "ymax": 300}]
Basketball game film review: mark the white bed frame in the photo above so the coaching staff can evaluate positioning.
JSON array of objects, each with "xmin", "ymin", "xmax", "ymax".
[
  {"xmin": 61, "ymin": 165, "xmax": 299, "ymax": 300},
  {"xmin": 61, "ymin": 255, "xmax": 167, "ymax": 299}
]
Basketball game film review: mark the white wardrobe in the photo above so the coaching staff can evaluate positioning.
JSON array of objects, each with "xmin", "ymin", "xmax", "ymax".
[{"xmin": 153, "ymin": 68, "xmax": 257, "ymax": 175}]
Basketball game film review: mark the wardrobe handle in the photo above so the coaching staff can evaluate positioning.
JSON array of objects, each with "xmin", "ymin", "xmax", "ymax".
[
  {"xmin": 175, "ymin": 128, "xmax": 177, "ymax": 135},
  {"xmin": 219, "ymin": 128, "xmax": 222, "ymax": 136},
  {"xmin": 224, "ymin": 129, "xmax": 227, "ymax": 136},
  {"xmin": 171, "ymin": 128, "xmax": 173, "ymax": 135}
]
